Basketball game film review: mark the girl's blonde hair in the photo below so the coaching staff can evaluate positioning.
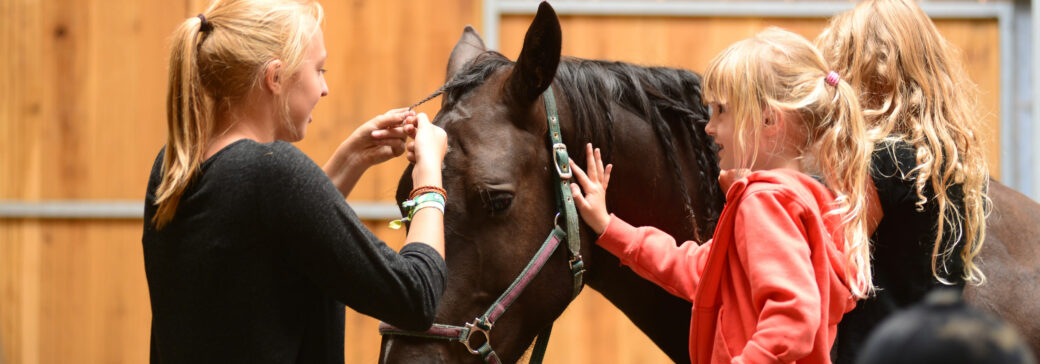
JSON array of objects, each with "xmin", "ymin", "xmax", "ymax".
[
  {"xmin": 703, "ymin": 27, "xmax": 875, "ymax": 298},
  {"xmin": 816, "ymin": 0, "xmax": 988, "ymax": 285},
  {"xmin": 153, "ymin": 0, "xmax": 324, "ymax": 229}
]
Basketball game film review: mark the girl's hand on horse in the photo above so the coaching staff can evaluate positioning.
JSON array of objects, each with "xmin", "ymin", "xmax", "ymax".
[
  {"xmin": 342, "ymin": 108, "xmax": 413, "ymax": 169},
  {"xmin": 569, "ymin": 143, "xmax": 613, "ymax": 235},
  {"xmin": 407, "ymin": 112, "xmax": 448, "ymax": 186}
]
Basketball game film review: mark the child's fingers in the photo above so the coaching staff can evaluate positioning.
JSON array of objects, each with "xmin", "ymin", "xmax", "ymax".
[
  {"xmin": 570, "ymin": 183, "xmax": 590, "ymax": 210},
  {"xmin": 569, "ymin": 160, "xmax": 593, "ymax": 191},
  {"xmin": 584, "ymin": 144, "xmax": 599, "ymax": 182},
  {"xmin": 593, "ymin": 147, "xmax": 604, "ymax": 180},
  {"xmin": 603, "ymin": 164, "xmax": 613, "ymax": 189}
]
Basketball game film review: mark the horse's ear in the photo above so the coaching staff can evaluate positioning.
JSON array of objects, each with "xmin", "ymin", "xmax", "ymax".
[
  {"xmin": 447, "ymin": 25, "xmax": 487, "ymax": 82},
  {"xmin": 505, "ymin": 1, "xmax": 561, "ymax": 106}
]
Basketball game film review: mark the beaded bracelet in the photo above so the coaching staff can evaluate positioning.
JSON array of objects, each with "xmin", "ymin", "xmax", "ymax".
[
  {"xmin": 409, "ymin": 185, "xmax": 447, "ymax": 200},
  {"xmin": 389, "ymin": 192, "xmax": 446, "ymax": 229}
]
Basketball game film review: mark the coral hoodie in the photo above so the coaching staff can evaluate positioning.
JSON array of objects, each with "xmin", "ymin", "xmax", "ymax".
[{"xmin": 597, "ymin": 169, "xmax": 857, "ymax": 364}]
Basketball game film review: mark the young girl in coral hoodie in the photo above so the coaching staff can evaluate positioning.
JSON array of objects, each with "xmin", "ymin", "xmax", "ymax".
[{"xmin": 569, "ymin": 27, "xmax": 874, "ymax": 364}]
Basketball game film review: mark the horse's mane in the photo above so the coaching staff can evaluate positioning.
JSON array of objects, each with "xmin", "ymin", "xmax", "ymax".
[{"xmin": 439, "ymin": 51, "xmax": 724, "ymax": 240}]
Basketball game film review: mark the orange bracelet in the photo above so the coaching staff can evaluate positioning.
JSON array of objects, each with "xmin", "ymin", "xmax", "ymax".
[{"xmin": 410, "ymin": 185, "xmax": 447, "ymax": 200}]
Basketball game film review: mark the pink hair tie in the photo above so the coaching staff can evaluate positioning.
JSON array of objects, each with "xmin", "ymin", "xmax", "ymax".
[{"xmin": 825, "ymin": 71, "xmax": 840, "ymax": 87}]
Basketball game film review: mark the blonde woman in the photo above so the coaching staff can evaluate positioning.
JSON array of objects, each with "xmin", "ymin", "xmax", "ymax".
[
  {"xmin": 142, "ymin": 0, "xmax": 448, "ymax": 362},
  {"xmin": 569, "ymin": 28, "xmax": 873, "ymax": 363},
  {"xmin": 816, "ymin": 0, "xmax": 990, "ymax": 362}
]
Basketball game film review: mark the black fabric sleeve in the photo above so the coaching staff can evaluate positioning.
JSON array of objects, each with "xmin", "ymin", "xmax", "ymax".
[{"xmin": 257, "ymin": 142, "xmax": 446, "ymax": 330}]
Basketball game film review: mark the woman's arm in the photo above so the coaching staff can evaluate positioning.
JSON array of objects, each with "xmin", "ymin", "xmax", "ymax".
[
  {"xmin": 264, "ymin": 141, "xmax": 446, "ymax": 330},
  {"xmin": 402, "ymin": 113, "xmax": 446, "ymax": 258}
]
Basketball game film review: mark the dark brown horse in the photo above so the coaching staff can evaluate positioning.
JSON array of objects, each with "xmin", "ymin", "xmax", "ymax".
[
  {"xmin": 382, "ymin": 3, "xmax": 718, "ymax": 363},
  {"xmin": 380, "ymin": 3, "xmax": 1040, "ymax": 362}
]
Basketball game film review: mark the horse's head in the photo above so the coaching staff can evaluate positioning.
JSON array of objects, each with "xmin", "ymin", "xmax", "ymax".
[
  {"xmin": 380, "ymin": 4, "xmax": 577, "ymax": 363},
  {"xmin": 380, "ymin": 2, "xmax": 723, "ymax": 362}
]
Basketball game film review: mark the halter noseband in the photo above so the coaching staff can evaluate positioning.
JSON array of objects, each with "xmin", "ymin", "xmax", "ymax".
[{"xmin": 380, "ymin": 86, "xmax": 585, "ymax": 363}]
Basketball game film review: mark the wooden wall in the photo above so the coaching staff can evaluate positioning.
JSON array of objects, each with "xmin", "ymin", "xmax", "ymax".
[{"xmin": 1, "ymin": 1, "xmax": 1001, "ymax": 363}]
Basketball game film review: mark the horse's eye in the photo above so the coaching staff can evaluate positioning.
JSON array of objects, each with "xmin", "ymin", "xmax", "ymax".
[{"xmin": 483, "ymin": 190, "xmax": 514, "ymax": 215}]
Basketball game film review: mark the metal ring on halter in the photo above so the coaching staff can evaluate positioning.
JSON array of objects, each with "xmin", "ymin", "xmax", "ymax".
[
  {"xmin": 462, "ymin": 320, "xmax": 492, "ymax": 355},
  {"xmin": 554, "ymin": 212, "xmax": 562, "ymax": 228}
]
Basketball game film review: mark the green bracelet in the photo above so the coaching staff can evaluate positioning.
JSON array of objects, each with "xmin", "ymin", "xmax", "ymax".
[{"xmin": 389, "ymin": 192, "xmax": 446, "ymax": 229}]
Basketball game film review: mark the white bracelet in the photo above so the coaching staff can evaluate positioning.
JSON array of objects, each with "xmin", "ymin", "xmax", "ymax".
[{"xmin": 412, "ymin": 200, "xmax": 445, "ymax": 215}]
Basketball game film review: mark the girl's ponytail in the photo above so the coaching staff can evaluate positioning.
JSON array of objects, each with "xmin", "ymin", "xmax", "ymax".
[
  {"xmin": 152, "ymin": 16, "xmax": 211, "ymax": 229},
  {"xmin": 814, "ymin": 74, "xmax": 875, "ymax": 297}
]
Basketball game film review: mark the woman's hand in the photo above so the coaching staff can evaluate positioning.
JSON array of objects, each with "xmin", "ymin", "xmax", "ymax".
[
  {"xmin": 346, "ymin": 108, "xmax": 414, "ymax": 169},
  {"xmin": 406, "ymin": 113, "xmax": 447, "ymax": 188},
  {"xmin": 323, "ymin": 108, "xmax": 414, "ymax": 198},
  {"xmin": 569, "ymin": 143, "xmax": 613, "ymax": 235}
]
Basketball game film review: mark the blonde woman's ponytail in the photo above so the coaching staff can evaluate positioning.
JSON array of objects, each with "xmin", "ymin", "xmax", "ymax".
[
  {"xmin": 151, "ymin": 1, "xmax": 324, "ymax": 229},
  {"xmin": 153, "ymin": 16, "xmax": 212, "ymax": 229}
]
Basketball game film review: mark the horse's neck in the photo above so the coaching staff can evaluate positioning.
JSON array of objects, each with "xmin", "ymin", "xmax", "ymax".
[
  {"xmin": 608, "ymin": 112, "xmax": 706, "ymax": 240},
  {"xmin": 577, "ymin": 111, "xmax": 702, "ymax": 363}
]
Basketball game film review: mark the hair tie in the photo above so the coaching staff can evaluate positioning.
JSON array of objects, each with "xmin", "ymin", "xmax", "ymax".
[
  {"xmin": 825, "ymin": 71, "xmax": 840, "ymax": 87},
  {"xmin": 197, "ymin": 14, "xmax": 213, "ymax": 32}
]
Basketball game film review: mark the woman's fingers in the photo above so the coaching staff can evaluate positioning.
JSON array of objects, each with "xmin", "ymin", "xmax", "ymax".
[
  {"xmin": 372, "ymin": 109, "xmax": 414, "ymax": 130},
  {"xmin": 405, "ymin": 141, "xmax": 416, "ymax": 163},
  {"xmin": 371, "ymin": 126, "xmax": 408, "ymax": 140}
]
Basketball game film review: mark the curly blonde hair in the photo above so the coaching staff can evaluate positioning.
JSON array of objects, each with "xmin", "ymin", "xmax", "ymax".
[
  {"xmin": 154, "ymin": 0, "xmax": 324, "ymax": 229},
  {"xmin": 816, "ymin": 0, "xmax": 989, "ymax": 285},
  {"xmin": 704, "ymin": 27, "xmax": 876, "ymax": 298}
]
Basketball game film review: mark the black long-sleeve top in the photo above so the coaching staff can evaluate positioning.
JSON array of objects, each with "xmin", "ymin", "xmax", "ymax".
[
  {"xmin": 142, "ymin": 139, "xmax": 446, "ymax": 364},
  {"xmin": 834, "ymin": 140, "xmax": 967, "ymax": 363}
]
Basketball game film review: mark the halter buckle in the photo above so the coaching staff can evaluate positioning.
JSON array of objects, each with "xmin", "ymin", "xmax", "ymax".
[
  {"xmin": 552, "ymin": 143, "xmax": 572, "ymax": 179},
  {"xmin": 462, "ymin": 319, "xmax": 492, "ymax": 355},
  {"xmin": 569, "ymin": 254, "xmax": 585, "ymax": 273}
]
